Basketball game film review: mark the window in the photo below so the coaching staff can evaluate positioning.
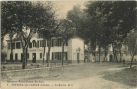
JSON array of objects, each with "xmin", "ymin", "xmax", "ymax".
[
  {"xmin": 52, "ymin": 53, "xmax": 54, "ymax": 60},
  {"xmin": 58, "ymin": 38, "xmax": 62, "ymax": 46},
  {"xmin": 27, "ymin": 53, "xmax": 29, "ymax": 59},
  {"xmin": 29, "ymin": 43, "xmax": 32, "ymax": 48},
  {"xmin": 39, "ymin": 35, "xmax": 43, "ymax": 38},
  {"xmin": 46, "ymin": 53, "xmax": 48, "ymax": 59},
  {"xmin": 64, "ymin": 52, "xmax": 68, "ymax": 60},
  {"xmin": 32, "ymin": 40, "xmax": 37, "ymax": 47},
  {"xmin": 11, "ymin": 42, "xmax": 15, "ymax": 49},
  {"xmin": 52, "ymin": 52, "xmax": 62, "ymax": 60},
  {"xmin": 58, "ymin": 52, "xmax": 62, "ymax": 60},
  {"xmin": 42, "ymin": 40, "xmax": 46, "ymax": 47},
  {"xmin": 8, "ymin": 43, "xmax": 11, "ymax": 49},
  {"xmin": 55, "ymin": 39, "xmax": 58, "ymax": 46},
  {"xmin": 40, "ymin": 53, "xmax": 42, "ymax": 59},
  {"xmin": 39, "ymin": 40, "xmax": 45, "ymax": 47},
  {"xmin": 40, "ymin": 40, "xmax": 43, "ymax": 47},
  {"xmin": 57, "ymin": 39, "xmax": 59, "ymax": 46},
  {"xmin": 65, "ymin": 42, "xmax": 68, "ymax": 46},
  {"xmin": 16, "ymin": 42, "xmax": 21, "ymax": 49},
  {"xmin": 47, "ymin": 40, "xmax": 51, "ymax": 47},
  {"xmin": 51, "ymin": 39, "xmax": 58, "ymax": 47},
  {"xmin": 52, "ymin": 52, "xmax": 55, "ymax": 60},
  {"xmin": 58, "ymin": 39, "xmax": 60, "ymax": 46},
  {"xmin": 37, "ymin": 41, "xmax": 39, "ymax": 48},
  {"xmin": 40, "ymin": 41, "xmax": 41, "ymax": 47}
]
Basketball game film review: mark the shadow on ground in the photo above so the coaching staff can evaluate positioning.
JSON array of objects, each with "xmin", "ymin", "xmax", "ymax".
[{"xmin": 102, "ymin": 66, "xmax": 137, "ymax": 87}]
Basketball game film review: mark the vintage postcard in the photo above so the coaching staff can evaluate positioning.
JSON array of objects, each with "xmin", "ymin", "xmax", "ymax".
[{"xmin": 1, "ymin": 0, "xmax": 137, "ymax": 89}]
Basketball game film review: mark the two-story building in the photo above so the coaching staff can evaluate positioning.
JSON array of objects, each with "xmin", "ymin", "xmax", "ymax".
[{"xmin": 6, "ymin": 35, "xmax": 84, "ymax": 63}]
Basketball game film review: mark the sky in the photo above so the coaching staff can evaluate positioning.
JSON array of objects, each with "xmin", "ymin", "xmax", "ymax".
[{"xmin": 52, "ymin": 0, "xmax": 87, "ymax": 19}]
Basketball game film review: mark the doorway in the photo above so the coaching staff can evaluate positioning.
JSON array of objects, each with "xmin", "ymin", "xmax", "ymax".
[
  {"xmin": 10, "ymin": 53, "xmax": 13, "ymax": 62},
  {"xmin": 32, "ymin": 53, "xmax": 36, "ymax": 63},
  {"xmin": 77, "ymin": 53, "xmax": 80, "ymax": 63},
  {"xmin": 15, "ymin": 53, "xmax": 18, "ymax": 61}
]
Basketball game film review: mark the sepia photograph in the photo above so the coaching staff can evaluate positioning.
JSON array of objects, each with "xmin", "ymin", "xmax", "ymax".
[{"xmin": 1, "ymin": 0, "xmax": 137, "ymax": 89}]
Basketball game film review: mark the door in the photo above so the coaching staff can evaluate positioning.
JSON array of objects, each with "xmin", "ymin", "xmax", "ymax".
[
  {"xmin": 32, "ymin": 53, "xmax": 36, "ymax": 63},
  {"xmin": 21, "ymin": 53, "xmax": 23, "ymax": 62},
  {"xmin": 10, "ymin": 53, "xmax": 13, "ymax": 62},
  {"xmin": 77, "ymin": 53, "xmax": 80, "ymax": 63},
  {"xmin": 15, "ymin": 53, "xmax": 18, "ymax": 61}
]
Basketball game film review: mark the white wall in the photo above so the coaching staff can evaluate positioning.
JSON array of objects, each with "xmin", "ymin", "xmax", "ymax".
[
  {"xmin": 6, "ymin": 37, "xmax": 84, "ymax": 63},
  {"xmin": 68, "ymin": 37, "xmax": 84, "ymax": 61}
]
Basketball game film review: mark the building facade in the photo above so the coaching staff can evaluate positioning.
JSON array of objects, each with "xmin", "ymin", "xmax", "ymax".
[{"xmin": 6, "ymin": 36, "xmax": 84, "ymax": 63}]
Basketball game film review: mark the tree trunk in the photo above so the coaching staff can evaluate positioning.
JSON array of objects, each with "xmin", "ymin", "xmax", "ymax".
[
  {"xmin": 119, "ymin": 49, "xmax": 122, "ymax": 62},
  {"xmin": 19, "ymin": 26, "xmax": 31, "ymax": 69},
  {"xmin": 112, "ymin": 44, "xmax": 118, "ymax": 62},
  {"xmin": 62, "ymin": 41, "xmax": 65, "ymax": 66},
  {"xmin": 114, "ymin": 50, "xmax": 118, "ymax": 62},
  {"xmin": 98, "ymin": 45, "xmax": 101, "ymax": 62},
  {"xmin": 21, "ymin": 37, "xmax": 29, "ymax": 69},
  {"xmin": 103, "ymin": 47, "xmax": 108, "ymax": 62},
  {"xmin": 46, "ymin": 39, "xmax": 51, "ymax": 67},
  {"xmin": 10, "ymin": 36, "xmax": 13, "ymax": 62},
  {"xmin": 103, "ymin": 55, "xmax": 106, "ymax": 62},
  {"xmin": 1, "ymin": 36, "xmax": 5, "ymax": 49},
  {"xmin": 92, "ymin": 51, "xmax": 96, "ymax": 62},
  {"xmin": 130, "ymin": 44, "xmax": 137, "ymax": 68},
  {"xmin": 115, "ymin": 51, "xmax": 118, "ymax": 62},
  {"xmin": 112, "ymin": 45, "xmax": 115, "ymax": 62},
  {"xmin": 43, "ymin": 40, "xmax": 46, "ymax": 65},
  {"xmin": 25, "ymin": 47, "xmax": 28, "ymax": 66},
  {"xmin": 130, "ymin": 54, "xmax": 135, "ymax": 68},
  {"xmin": 22, "ymin": 47, "xmax": 27, "ymax": 69}
]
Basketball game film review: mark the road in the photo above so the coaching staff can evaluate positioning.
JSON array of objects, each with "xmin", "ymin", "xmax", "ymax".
[{"xmin": 1, "ymin": 63, "xmax": 137, "ymax": 89}]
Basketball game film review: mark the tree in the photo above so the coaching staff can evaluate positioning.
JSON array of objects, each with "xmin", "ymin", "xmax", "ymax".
[
  {"xmin": 1, "ymin": 1, "xmax": 56, "ymax": 69},
  {"xmin": 83, "ymin": 2, "xmax": 106, "ymax": 62},
  {"xmin": 67, "ymin": 4, "xmax": 107, "ymax": 62},
  {"xmin": 127, "ymin": 30, "xmax": 137, "ymax": 68},
  {"xmin": 2, "ymin": 1, "xmax": 35, "ymax": 68},
  {"xmin": 39, "ymin": 25, "xmax": 60, "ymax": 67},
  {"xmin": 67, "ymin": 5, "xmax": 89, "ymax": 36},
  {"xmin": 34, "ymin": 2, "xmax": 56, "ymax": 65},
  {"xmin": 102, "ymin": 1, "xmax": 136, "ymax": 62},
  {"xmin": 85, "ymin": 1, "xmax": 137, "ymax": 62},
  {"xmin": 57, "ymin": 19, "xmax": 74, "ymax": 66},
  {"xmin": 1, "ymin": 2, "xmax": 18, "ymax": 62}
]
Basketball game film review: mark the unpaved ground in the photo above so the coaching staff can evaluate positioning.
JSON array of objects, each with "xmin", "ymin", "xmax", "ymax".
[{"xmin": 1, "ymin": 63, "xmax": 137, "ymax": 89}]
